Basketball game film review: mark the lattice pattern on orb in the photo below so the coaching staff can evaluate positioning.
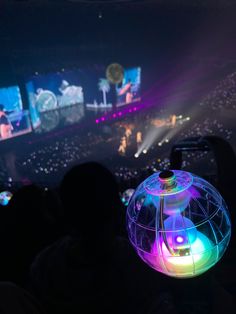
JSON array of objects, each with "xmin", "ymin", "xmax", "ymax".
[{"xmin": 126, "ymin": 170, "xmax": 231, "ymax": 278}]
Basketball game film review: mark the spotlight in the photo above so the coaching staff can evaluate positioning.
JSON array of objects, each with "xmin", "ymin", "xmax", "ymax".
[
  {"xmin": 134, "ymin": 153, "xmax": 139, "ymax": 158},
  {"xmin": 165, "ymin": 139, "xmax": 169, "ymax": 143},
  {"xmin": 143, "ymin": 149, "xmax": 147, "ymax": 154},
  {"xmin": 95, "ymin": 119, "xmax": 99, "ymax": 124},
  {"xmin": 186, "ymin": 117, "xmax": 190, "ymax": 121},
  {"xmin": 158, "ymin": 142, "xmax": 162, "ymax": 146}
]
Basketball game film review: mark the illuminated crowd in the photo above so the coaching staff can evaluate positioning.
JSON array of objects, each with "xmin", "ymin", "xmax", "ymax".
[
  {"xmin": 0, "ymin": 70, "xmax": 236, "ymax": 190},
  {"xmin": 200, "ymin": 71, "xmax": 236, "ymax": 111}
]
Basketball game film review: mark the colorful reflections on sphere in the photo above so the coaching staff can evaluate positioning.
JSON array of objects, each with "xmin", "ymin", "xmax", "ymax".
[
  {"xmin": 121, "ymin": 188, "xmax": 135, "ymax": 206},
  {"xmin": 127, "ymin": 170, "xmax": 231, "ymax": 278},
  {"xmin": 0, "ymin": 191, "xmax": 13, "ymax": 206}
]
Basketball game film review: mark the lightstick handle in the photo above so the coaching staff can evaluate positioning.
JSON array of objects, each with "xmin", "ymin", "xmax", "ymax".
[{"xmin": 160, "ymin": 196, "xmax": 175, "ymax": 256}]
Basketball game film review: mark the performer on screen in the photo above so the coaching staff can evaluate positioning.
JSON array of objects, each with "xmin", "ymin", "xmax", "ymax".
[
  {"xmin": 117, "ymin": 79, "xmax": 133, "ymax": 105},
  {"xmin": 0, "ymin": 104, "xmax": 13, "ymax": 139}
]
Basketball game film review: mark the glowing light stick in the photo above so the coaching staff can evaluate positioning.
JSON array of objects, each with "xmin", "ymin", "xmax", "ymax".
[
  {"xmin": 127, "ymin": 170, "xmax": 231, "ymax": 278},
  {"xmin": 0, "ymin": 191, "xmax": 13, "ymax": 206}
]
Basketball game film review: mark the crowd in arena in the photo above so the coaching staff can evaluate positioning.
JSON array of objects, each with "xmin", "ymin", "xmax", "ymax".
[
  {"xmin": 0, "ymin": 69, "xmax": 235, "ymax": 192},
  {"xmin": 0, "ymin": 158, "xmax": 235, "ymax": 314},
  {"xmin": 0, "ymin": 68, "xmax": 236, "ymax": 314},
  {"xmin": 200, "ymin": 71, "xmax": 236, "ymax": 111},
  {"xmin": 1, "ymin": 0, "xmax": 236, "ymax": 312}
]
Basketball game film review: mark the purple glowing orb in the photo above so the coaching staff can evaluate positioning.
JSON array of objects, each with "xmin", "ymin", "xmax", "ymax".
[{"xmin": 126, "ymin": 170, "xmax": 231, "ymax": 278}]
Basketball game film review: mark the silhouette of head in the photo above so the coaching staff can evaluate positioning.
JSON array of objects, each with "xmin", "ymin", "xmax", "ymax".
[{"xmin": 60, "ymin": 162, "xmax": 121, "ymax": 239}]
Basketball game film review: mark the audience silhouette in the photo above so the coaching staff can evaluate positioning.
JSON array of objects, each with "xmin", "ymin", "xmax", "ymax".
[
  {"xmin": 0, "ymin": 282, "xmax": 46, "ymax": 314},
  {"xmin": 0, "ymin": 184, "xmax": 59, "ymax": 285},
  {"xmin": 29, "ymin": 162, "xmax": 153, "ymax": 314},
  {"xmin": 0, "ymin": 146, "xmax": 234, "ymax": 314}
]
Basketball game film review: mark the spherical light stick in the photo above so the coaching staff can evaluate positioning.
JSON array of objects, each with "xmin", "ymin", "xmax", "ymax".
[
  {"xmin": 0, "ymin": 191, "xmax": 13, "ymax": 206},
  {"xmin": 127, "ymin": 170, "xmax": 231, "ymax": 278}
]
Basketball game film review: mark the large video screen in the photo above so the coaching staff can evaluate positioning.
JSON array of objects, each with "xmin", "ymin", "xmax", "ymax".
[
  {"xmin": 26, "ymin": 70, "xmax": 85, "ymax": 133},
  {"xmin": 26, "ymin": 66, "xmax": 141, "ymax": 134},
  {"xmin": 78, "ymin": 65, "xmax": 114, "ymax": 112},
  {"xmin": 0, "ymin": 86, "xmax": 31, "ymax": 141},
  {"xmin": 116, "ymin": 67, "xmax": 141, "ymax": 107}
]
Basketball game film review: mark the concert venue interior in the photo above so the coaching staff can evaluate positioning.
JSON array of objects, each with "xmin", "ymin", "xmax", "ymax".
[{"xmin": 0, "ymin": 1, "xmax": 235, "ymax": 313}]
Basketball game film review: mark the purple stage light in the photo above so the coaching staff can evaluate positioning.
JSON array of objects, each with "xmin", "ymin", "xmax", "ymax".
[{"xmin": 95, "ymin": 102, "xmax": 141, "ymax": 124}]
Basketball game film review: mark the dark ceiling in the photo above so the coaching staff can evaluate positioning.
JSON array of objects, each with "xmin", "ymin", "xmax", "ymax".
[
  {"xmin": 0, "ymin": 0, "xmax": 235, "ymax": 81},
  {"xmin": 2, "ymin": 0, "xmax": 236, "ymax": 8}
]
